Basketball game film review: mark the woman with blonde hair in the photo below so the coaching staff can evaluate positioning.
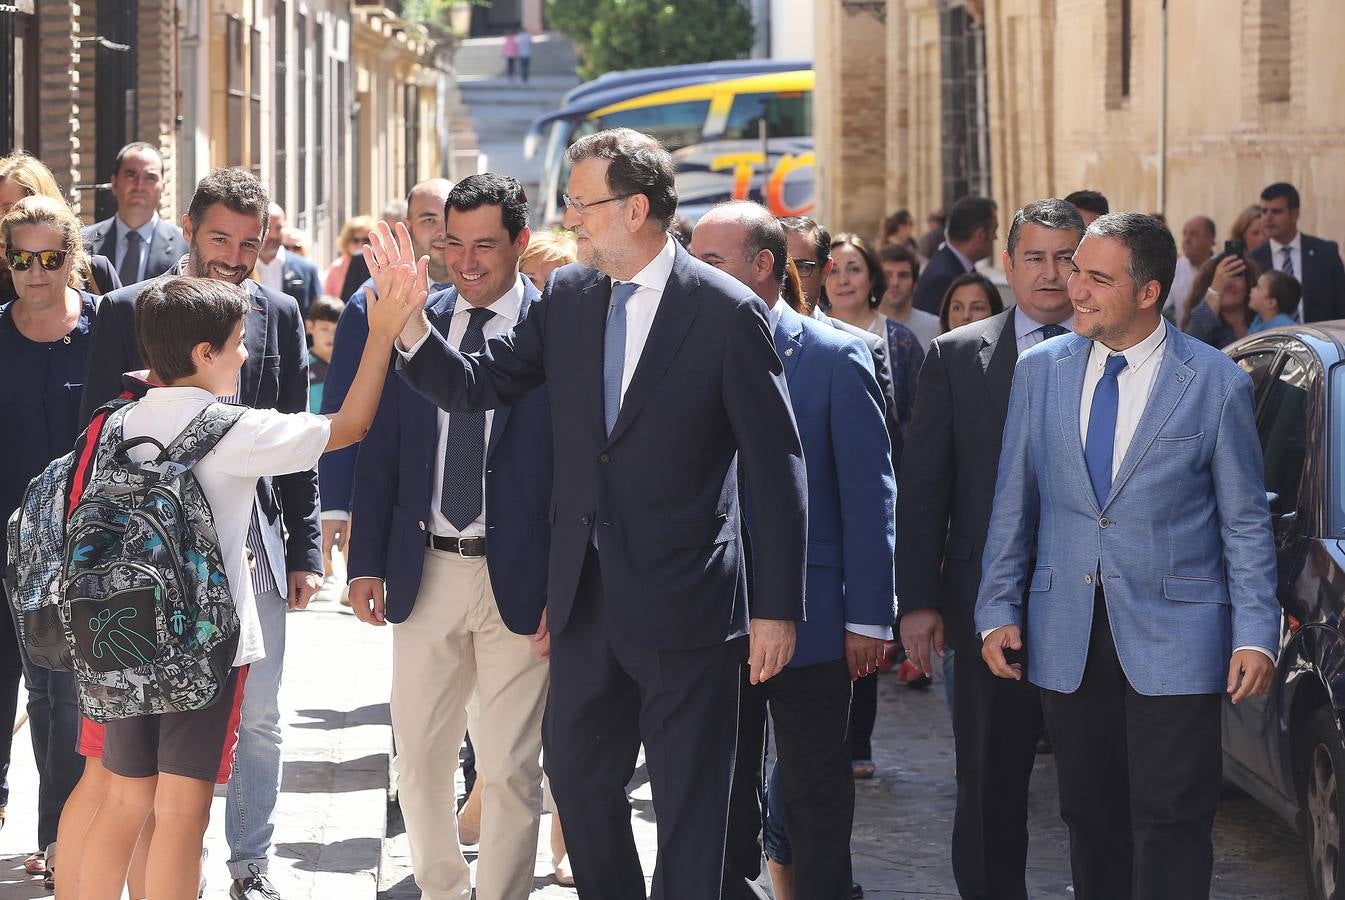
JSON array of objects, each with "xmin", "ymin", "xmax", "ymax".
[
  {"xmin": 519, "ymin": 229, "xmax": 578, "ymax": 291},
  {"xmin": 0, "ymin": 194, "xmax": 102, "ymax": 888},
  {"xmin": 0, "ymin": 153, "xmax": 120, "ymax": 301},
  {"xmin": 323, "ymin": 215, "xmax": 377, "ymax": 297},
  {"xmin": 1229, "ymin": 204, "xmax": 1268, "ymax": 255}
]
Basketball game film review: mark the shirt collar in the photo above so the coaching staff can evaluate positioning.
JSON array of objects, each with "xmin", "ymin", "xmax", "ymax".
[
  {"xmin": 256, "ymin": 245, "xmax": 287, "ymax": 271},
  {"xmin": 948, "ymin": 243, "xmax": 974, "ymax": 273},
  {"xmin": 621, "ymin": 236, "xmax": 677, "ymax": 295},
  {"xmin": 116, "ymin": 213, "xmax": 158, "ymax": 244},
  {"xmin": 141, "ymin": 385, "xmax": 221, "ymax": 402},
  {"xmin": 1269, "ymin": 232, "xmax": 1303, "ymax": 256},
  {"xmin": 1014, "ymin": 306, "xmax": 1074, "ymax": 340},
  {"xmin": 456, "ymin": 273, "xmax": 525, "ymax": 324},
  {"xmin": 1089, "ymin": 318, "xmax": 1167, "ymax": 372},
  {"xmin": 768, "ymin": 295, "xmax": 786, "ymax": 332}
]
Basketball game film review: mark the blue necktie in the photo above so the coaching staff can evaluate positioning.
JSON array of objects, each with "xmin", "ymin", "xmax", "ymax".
[
  {"xmin": 603, "ymin": 282, "xmax": 638, "ymax": 435},
  {"xmin": 1084, "ymin": 354, "xmax": 1128, "ymax": 507},
  {"xmin": 439, "ymin": 307, "xmax": 495, "ymax": 530},
  {"xmin": 1039, "ymin": 323, "xmax": 1068, "ymax": 340}
]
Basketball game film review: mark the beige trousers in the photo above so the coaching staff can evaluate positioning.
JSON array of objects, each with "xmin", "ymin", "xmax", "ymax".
[{"xmin": 391, "ymin": 548, "xmax": 549, "ymax": 900}]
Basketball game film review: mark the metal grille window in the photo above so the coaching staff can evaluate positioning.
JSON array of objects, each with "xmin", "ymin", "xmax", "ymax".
[
  {"xmin": 404, "ymin": 84, "xmax": 419, "ymax": 195},
  {"xmin": 938, "ymin": 3, "xmax": 991, "ymax": 206},
  {"xmin": 297, "ymin": 12, "xmax": 308, "ymax": 225},
  {"xmin": 315, "ymin": 21, "xmax": 326, "ymax": 218},
  {"xmin": 250, "ymin": 25, "xmax": 263, "ymax": 176},
  {"xmin": 226, "ymin": 16, "xmax": 244, "ymax": 167},
  {"xmin": 274, "ymin": 0, "xmax": 287, "ymax": 206}
]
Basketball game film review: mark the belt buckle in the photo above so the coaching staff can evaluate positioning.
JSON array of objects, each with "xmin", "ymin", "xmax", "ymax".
[{"xmin": 458, "ymin": 537, "xmax": 484, "ymax": 558}]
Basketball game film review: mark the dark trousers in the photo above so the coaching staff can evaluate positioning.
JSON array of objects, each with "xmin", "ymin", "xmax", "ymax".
[
  {"xmin": 544, "ymin": 548, "xmax": 744, "ymax": 900},
  {"xmin": 847, "ymin": 671, "xmax": 877, "ymax": 761},
  {"xmin": 949, "ymin": 634, "xmax": 1042, "ymax": 900},
  {"xmin": 724, "ymin": 658, "xmax": 854, "ymax": 900},
  {"xmin": 0, "ymin": 593, "xmax": 22, "ymax": 810},
  {"xmin": 1040, "ymin": 592, "xmax": 1221, "ymax": 900}
]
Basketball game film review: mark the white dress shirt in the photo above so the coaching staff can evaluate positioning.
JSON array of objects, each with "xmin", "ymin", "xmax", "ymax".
[
  {"xmin": 116, "ymin": 214, "xmax": 159, "ymax": 284},
  {"xmin": 1165, "ymin": 254, "xmax": 1205, "ymax": 316},
  {"xmin": 254, "ymin": 245, "xmax": 288, "ymax": 295},
  {"xmin": 1267, "ymin": 232, "xmax": 1305, "ymax": 320},
  {"xmin": 609, "ymin": 236, "xmax": 677, "ymax": 406},
  {"xmin": 1014, "ymin": 307, "xmax": 1075, "ymax": 355},
  {"xmin": 1077, "ymin": 319, "xmax": 1168, "ymax": 477},
  {"xmin": 770, "ymin": 297, "xmax": 893, "ymax": 643}
]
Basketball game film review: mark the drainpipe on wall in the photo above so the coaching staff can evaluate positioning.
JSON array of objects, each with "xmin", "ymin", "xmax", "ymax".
[{"xmin": 1158, "ymin": 0, "xmax": 1168, "ymax": 216}]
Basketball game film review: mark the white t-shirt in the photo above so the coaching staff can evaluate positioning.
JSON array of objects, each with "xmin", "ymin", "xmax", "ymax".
[{"xmin": 121, "ymin": 387, "xmax": 331, "ymax": 666}]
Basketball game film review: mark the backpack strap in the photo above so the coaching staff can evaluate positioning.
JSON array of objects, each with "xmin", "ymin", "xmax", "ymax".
[
  {"xmin": 68, "ymin": 400, "xmax": 134, "ymax": 517},
  {"xmin": 153, "ymin": 403, "xmax": 248, "ymax": 477}
]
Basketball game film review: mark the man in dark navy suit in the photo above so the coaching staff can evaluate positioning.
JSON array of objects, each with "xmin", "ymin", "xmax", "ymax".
[
  {"xmin": 346, "ymin": 175, "xmax": 551, "ymax": 900},
  {"xmin": 80, "ymin": 168, "xmax": 321, "ymax": 900},
  {"xmin": 81, "ymin": 142, "xmax": 188, "ymax": 286},
  {"xmin": 1250, "ymin": 181, "xmax": 1345, "ymax": 323},
  {"xmin": 377, "ymin": 128, "xmax": 808, "ymax": 900},
  {"xmin": 692, "ymin": 203, "xmax": 895, "ymax": 900},
  {"xmin": 254, "ymin": 203, "xmax": 321, "ymax": 314},
  {"xmin": 912, "ymin": 196, "xmax": 998, "ymax": 315}
]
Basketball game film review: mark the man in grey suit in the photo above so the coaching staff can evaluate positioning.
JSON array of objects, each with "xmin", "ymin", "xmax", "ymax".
[
  {"xmin": 81, "ymin": 142, "xmax": 188, "ymax": 286},
  {"xmin": 978, "ymin": 213, "xmax": 1278, "ymax": 900}
]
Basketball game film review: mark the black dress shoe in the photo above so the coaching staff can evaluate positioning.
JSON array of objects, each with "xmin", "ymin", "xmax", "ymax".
[{"xmin": 851, "ymin": 882, "xmax": 864, "ymax": 898}]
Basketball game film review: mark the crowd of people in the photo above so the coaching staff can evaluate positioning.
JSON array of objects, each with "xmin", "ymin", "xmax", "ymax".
[{"xmin": 0, "ymin": 121, "xmax": 1337, "ymax": 900}]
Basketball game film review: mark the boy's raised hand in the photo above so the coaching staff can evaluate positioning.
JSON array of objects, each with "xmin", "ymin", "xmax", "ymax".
[{"xmin": 363, "ymin": 220, "xmax": 429, "ymax": 340}]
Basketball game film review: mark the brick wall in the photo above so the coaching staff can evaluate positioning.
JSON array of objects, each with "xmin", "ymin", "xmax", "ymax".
[
  {"xmin": 138, "ymin": 0, "xmax": 179, "ymax": 220},
  {"xmin": 36, "ymin": 1, "xmax": 81, "ymax": 208}
]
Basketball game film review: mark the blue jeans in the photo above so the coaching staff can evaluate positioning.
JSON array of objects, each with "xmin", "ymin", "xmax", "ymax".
[{"xmin": 226, "ymin": 589, "xmax": 286, "ymax": 879}]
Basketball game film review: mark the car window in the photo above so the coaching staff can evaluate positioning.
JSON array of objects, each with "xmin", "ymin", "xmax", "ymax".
[
  {"xmin": 1259, "ymin": 355, "xmax": 1309, "ymax": 517},
  {"xmin": 596, "ymin": 100, "xmax": 711, "ymax": 151},
  {"xmin": 1234, "ymin": 349, "xmax": 1280, "ymax": 401},
  {"xmin": 722, "ymin": 91, "xmax": 813, "ymax": 140}
]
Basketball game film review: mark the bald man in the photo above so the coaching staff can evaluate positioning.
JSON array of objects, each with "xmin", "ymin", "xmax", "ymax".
[
  {"xmin": 1167, "ymin": 214, "xmax": 1216, "ymax": 316},
  {"xmin": 254, "ymin": 202, "xmax": 321, "ymax": 313}
]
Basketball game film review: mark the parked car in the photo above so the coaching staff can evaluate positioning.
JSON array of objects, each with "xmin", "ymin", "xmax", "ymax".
[{"xmin": 1222, "ymin": 323, "xmax": 1345, "ymax": 900}]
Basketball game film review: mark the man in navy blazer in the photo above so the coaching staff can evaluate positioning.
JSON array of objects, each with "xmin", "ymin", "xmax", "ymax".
[
  {"xmin": 79, "ymin": 169, "xmax": 322, "ymax": 898},
  {"xmin": 691, "ymin": 203, "xmax": 895, "ymax": 900},
  {"xmin": 81, "ymin": 142, "xmax": 188, "ymax": 286},
  {"xmin": 253, "ymin": 204, "xmax": 321, "ymax": 314},
  {"xmin": 911, "ymin": 196, "xmax": 997, "ymax": 315},
  {"xmin": 977, "ymin": 213, "xmax": 1278, "ymax": 900},
  {"xmin": 379, "ymin": 129, "xmax": 807, "ymax": 900},
  {"xmin": 347, "ymin": 176, "xmax": 552, "ymax": 900},
  {"xmin": 1250, "ymin": 181, "xmax": 1345, "ymax": 323}
]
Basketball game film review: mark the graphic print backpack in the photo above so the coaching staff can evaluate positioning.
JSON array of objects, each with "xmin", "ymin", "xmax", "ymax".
[
  {"xmin": 62, "ymin": 401, "xmax": 247, "ymax": 722},
  {"xmin": 5, "ymin": 399, "xmax": 131, "ymax": 672}
]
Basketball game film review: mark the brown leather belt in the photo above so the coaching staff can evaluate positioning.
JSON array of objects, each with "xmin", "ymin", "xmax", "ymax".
[{"xmin": 426, "ymin": 534, "xmax": 487, "ymax": 557}]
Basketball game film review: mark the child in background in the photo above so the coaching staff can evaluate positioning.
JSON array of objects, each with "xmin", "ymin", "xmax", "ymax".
[
  {"xmin": 1248, "ymin": 269, "xmax": 1301, "ymax": 333},
  {"xmin": 306, "ymin": 295, "xmax": 345, "ymax": 413}
]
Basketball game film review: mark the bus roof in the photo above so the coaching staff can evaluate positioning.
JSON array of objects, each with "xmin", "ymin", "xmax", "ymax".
[{"xmin": 526, "ymin": 58, "xmax": 812, "ymax": 152}]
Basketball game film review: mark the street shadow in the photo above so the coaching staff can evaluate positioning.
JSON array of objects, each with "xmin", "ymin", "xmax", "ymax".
[
  {"xmin": 292, "ymin": 704, "xmax": 391, "ymax": 730},
  {"xmin": 275, "ymin": 837, "xmax": 380, "ymax": 874},
  {"xmin": 0, "ymin": 860, "xmax": 50, "ymax": 900},
  {"xmin": 628, "ymin": 760, "xmax": 655, "ymax": 824},
  {"xmin": 280, "ymin": 754, "xmax": 386, "ymax": 793}
]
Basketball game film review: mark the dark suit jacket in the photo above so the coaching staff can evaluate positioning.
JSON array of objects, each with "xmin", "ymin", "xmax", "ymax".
[
  {"xmin": 277, "ymin": 252, "xmax": 321, "ymax": 315},
  {"xmin": 399, "ymin": 242, "xmax": 808, "ymax": 650},
  {"xmin": 81, "ymin": 217, "xmax": 188, "ymax": 284},
  {"xmin": 79, "ymin": 275, "xmax": 323, "ymax": 589},
  {"xmin": 1250, "ymin": 233, "xmax": 1345, "ymax": 323},
  {"xmin": 349, "ymin": 278, "xmax": 553, "ymax": 632},
  {"xmin": 912, "ymin": 244, "xmax": 971, "ymax": 315},
  {"xmin": 895, "ymin": 308, "xmax": 1017, "ymax": 647}
]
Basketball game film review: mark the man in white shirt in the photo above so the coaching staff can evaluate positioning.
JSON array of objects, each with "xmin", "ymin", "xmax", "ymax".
[
  {"xmin": 1166, "ymin": 214, "xmax": 1216, "ymax": 316},
  {"xmin": 347, "ymin": 176, "xmax": 551, "ymax": 900},
  {"xmin": 1250, "ymin": 181, "xmax": 1345, "ymax": 323},
  {"xmin": 877, "ymin": 243, "xmax": 941, "ymax": 347},
  {"xmin": 977, "ymin": 213, "xmax": 1278, "ymax": 900},
  {"xmin": 253, "ymin": 204, "xmax": 320, "ymax": 314}
]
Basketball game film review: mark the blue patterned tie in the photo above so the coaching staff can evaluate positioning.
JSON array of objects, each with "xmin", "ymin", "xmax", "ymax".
[
  {"xmin": 439, "ymin": 307, "xmax": 495, "ymax": 530},
  {"xmin": 1084, "ymin": 354, "xmax": 1128, "ymax": 507},
  {"xmin": 603, "ymin": 282, "xmax": 639, "ymax": 435}
]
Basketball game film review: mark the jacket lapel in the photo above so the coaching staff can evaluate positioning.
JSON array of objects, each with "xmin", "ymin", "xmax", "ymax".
[
  {"xmin": 1056, "ymin": 335, "xmax": 1096, "ymax": 514},
  {"xmin": 978, "ymin": 310, "xmax": 1018, "ymax": 416},
  {"xmin": 774, "ymin": 304, "xmax": 806, "ymax": 385},
  {"xmin": 578, "ymin": 270, "xmax": 611, "ymax": 445},
  {"xmin": 1103, "ymin": 323, "xmax": 1195, "ymax": 508},
  {"xmin": 148, "ymin": 222, "xmax": 174, "ymax": 276},
  {"xmin": 98, "ymin": 221, "xmax": 118, "ymax": 261},
  {"xmin": 605, "ymin": 248, "xmax": 701, "ymax": 447},
  {"xmin": 238, "ymin": 282, "xmax": 270, "ymax": 405}
]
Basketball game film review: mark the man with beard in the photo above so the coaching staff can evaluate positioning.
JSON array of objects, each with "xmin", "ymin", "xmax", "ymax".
[
  {"xmin": 897, "ymin": 199, "xmax": 1083, "ymax": 900},
  {"xmin": 79, "ymin": 167, "xmax": 320, "ymax": 900}
]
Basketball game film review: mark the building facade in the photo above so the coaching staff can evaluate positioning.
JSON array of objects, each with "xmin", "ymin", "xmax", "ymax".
[{"xmin": 817, "ymin": 0, "xmax": 1345, "ymax": 252}]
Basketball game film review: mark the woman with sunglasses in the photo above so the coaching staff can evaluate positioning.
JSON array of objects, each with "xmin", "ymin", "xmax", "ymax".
[
  {"xmin": 0, "ymin": 154, "xmax": 120, "ymax": 302},
  {"xmin": 0, "ymin": 194, "xmax": 100, "ymax": 888}
]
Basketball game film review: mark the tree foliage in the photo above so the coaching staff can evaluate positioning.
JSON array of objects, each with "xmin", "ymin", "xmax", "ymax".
[{"xmin": 547, "ymin": 0, "xmax": 755, "ymax": 80}]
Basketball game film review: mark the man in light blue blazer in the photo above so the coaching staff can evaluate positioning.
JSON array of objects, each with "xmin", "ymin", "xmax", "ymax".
[
  {"xmin": 690, "ymin": 202, "xmax": 896, "ymax": 900},
  {"xmin": 977, "ymin": 213, "xmax": 1279, "ymax": 900}
]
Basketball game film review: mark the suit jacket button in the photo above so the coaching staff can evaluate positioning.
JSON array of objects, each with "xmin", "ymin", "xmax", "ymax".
[
  {"xmin": 1099, "ymin": 517, "xmax": 1110, "ymax": 528},
  {"xmin": 418, "ymin": 521, "xmax": 426, "ymax": 531},
  {"xmin": 599, "ymin": 452, "xmax": 611, "ymax": 463},
  {"xmin": 1084, "ymin": 573, "xmax": 1093, "ymax": 585},
  {"xmin": 581, "ymin": 515, "xmax": 591, "ymax": 526}
]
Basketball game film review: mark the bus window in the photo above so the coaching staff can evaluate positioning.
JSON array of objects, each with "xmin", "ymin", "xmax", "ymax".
[
  {"xmin": 595, "ymin": 100, "xmax": 711, "ymax": 151},
  {"xmin": 722, "ymin": 91, "xmax": 812, "ymax": 140}
]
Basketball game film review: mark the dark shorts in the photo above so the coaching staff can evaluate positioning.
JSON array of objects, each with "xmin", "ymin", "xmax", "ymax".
[{"xmin": 99, "ymin": 666, "xmax": 248, "ymax": 784}]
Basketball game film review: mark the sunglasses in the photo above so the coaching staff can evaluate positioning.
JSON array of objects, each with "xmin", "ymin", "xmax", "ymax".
[{"xmin": 6, "ymin": 248, "xmax": 69, "ymax": 271}]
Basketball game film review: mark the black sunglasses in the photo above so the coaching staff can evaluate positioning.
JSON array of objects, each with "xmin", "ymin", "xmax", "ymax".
[{"xmin": 6, "ymin": 248, "xmax": 69, "ymax": 271}]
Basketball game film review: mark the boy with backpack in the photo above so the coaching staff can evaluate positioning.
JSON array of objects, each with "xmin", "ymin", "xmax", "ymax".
[{"xmin": 75, "ymin": 259, "xmax": 424, "ymax": 899}]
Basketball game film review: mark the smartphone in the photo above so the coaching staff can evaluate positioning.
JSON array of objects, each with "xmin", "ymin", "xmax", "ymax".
[{"xmin": 1223, "ymin": 239, "xmax": 1246, "ymax": 259}]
